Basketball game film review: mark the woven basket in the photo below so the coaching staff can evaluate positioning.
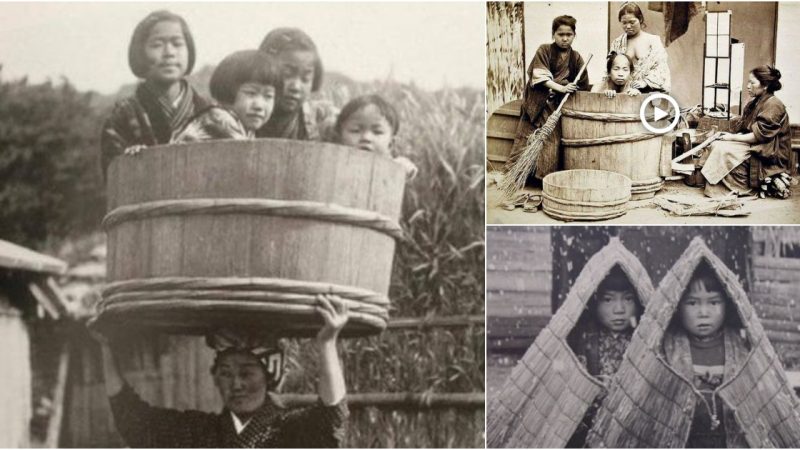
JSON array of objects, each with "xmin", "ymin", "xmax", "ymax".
[
  {"xmin": 94, "ymin": 139, "xmax": 406, "ymax": 337},
  {"xmin": 487, "ymin": 237, "xmax": 654, "ymax": 448},
  {"xmin": 588, "ymin": 236, "xmax": 800, "ymax": 448}
]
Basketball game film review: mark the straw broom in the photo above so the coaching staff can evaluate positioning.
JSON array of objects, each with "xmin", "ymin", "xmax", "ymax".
[{"xmin": 500, "ymin": 54, "xmax": 593, "ymax": 199}]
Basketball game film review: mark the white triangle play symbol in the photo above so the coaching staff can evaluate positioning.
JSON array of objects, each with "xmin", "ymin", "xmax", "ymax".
[{"xmin": 653, "ymin": 105, "xmax": 668, "ymax": 121}]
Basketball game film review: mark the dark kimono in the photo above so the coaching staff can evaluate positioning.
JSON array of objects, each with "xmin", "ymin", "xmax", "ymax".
[
  {"xmin": 701, "ymin": 93, "xmax": 792, "ymax": 194},
  {"xmin": 100, "ymin": 80, "xmax": 210, "ymax": 177},
  {"xmin": 172, "ymin": 106, "xmax": 252, "ymax": 143},
  {"xmin": 256, "ymin": 100, "xmax": 338, "ymax": 141},
  {"xmin": 566, "ymin": 324, "xmax": 633, "ymax": 448},
  {"xmin": 504, "ymin": 43, "xmax": 590, "ymax": 180},
  {"xmin": 109, "ymin": 383, "xmax": 348, "ymax": 448}
]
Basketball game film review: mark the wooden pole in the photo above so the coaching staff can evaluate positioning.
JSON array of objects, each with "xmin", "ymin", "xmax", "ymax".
[
  {"xmin": 45, "ymin": 343, "xmax": 70, "ymax": 448},
  {"xmin": 277, "ymin": 392, "xmax": 484, "ymax": 409}
]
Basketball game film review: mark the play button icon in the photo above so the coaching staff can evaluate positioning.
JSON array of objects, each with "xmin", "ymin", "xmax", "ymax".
[{"xmin": 640, "ymin": 93, "xmax": 680, "ymax": 134}]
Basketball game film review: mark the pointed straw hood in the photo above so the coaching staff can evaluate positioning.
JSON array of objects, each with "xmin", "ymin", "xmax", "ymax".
[
  {"xmin": 487, "ymin": 237, "xmax": 654, "ymax": 448},
  {"xmin": 588, "ymin": 236, "xmax": 800, "ymax": 448}
]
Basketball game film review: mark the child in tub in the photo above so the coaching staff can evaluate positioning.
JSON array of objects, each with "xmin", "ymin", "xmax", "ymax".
[
  {"xmin": 332, "ymin": 95, "xmax": 418, "ymax": 180},
  {"xmin": 101, "ymin": 10, "xmax": 210, "ymax": 177},
  {"xmin": 566, "ymin": 265, "xmax": 642, "ymax": 447},
  {"xmin": 172, "ymin": 50, "xmax": 280, "ymax": 142},
  {"xmin": 591, "ymin": 51, "xmax": 640, "ymax": 98}
]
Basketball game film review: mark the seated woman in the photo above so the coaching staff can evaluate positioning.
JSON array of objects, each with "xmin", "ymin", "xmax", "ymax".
[
  {"xmin": 94, "ymin": 295, "xmax": 349, "ymax": 448},
  {"xmin": 701, "ymin": 65, "xmax": 792, "ymax": 198},
  {"xmin": 591, "ymin": 51, "xmax": 640, "ymax": 98},
  {"xmin": 609, "ymin": 2, "xmax": 670, "ymax": 94}
]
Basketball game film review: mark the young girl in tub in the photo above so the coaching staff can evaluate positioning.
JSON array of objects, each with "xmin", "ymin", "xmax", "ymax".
[{"xmin": 591, "ymin": 51, "xmax": 640, "ymax": 98}]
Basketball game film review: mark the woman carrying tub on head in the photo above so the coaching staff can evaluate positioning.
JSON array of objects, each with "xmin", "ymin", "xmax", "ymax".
[
  {"xmin": 256, "ymin": 28, "xmax": 338, "ymax": 141},
  {"xmin": 610, "ymin": 2, "xmax": 670, "ymax": 94},
  {"xmin": 173, "ymin": 50, "xmax": 280, "ymax": 142},
  {"xmin": 591, "ymin": 51, "xmax": 640, "ymax": 98},
  {"xmin": 100, "ymin": 10, "xmax": 210, "ymax": 177}
]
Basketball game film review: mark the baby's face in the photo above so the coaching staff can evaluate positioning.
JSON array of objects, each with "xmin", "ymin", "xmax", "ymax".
[
  {"xmin": 609, "ymin": 55, "xmax": 631, "ymax": 86},
  {"xmin": 339, "ymin": 104, "xmax": 394, "ymax": 156},
  {"xmin": 232, "ymin": 83, "xmax": 276, "ymax": 132},
  {"xmin": 679, "ymin": 279, "xmax": 726, "ymax": 338},
  {"xmin": 596, "ymin": 289, "xmax": 637, "ymax": 332}
]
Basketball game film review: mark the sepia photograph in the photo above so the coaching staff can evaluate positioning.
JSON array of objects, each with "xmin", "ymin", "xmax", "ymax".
[
  {"xmin": 487, "ymin": 2, "xmax": 800, "ymax": 224},
  {"xmin": 0, "ymin": 2, "xmax": 485, "ymax": 447},
  {"xmin": 486, "ymin": 226, "xmax": 800, "ymax": 447}
]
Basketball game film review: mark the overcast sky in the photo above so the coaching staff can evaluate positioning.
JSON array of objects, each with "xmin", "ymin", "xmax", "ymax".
[{"xmin": 0, "ymin": 2, "xmax": 485, "ymax": 94}]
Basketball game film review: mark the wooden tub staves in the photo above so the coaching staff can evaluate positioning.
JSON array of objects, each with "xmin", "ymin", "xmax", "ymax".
[
  {"xmin": 486, "ymin": 237, "xmax": 654, "ymax": 448},
  {"xmin": 542, "ymin": 169, "xmax": 631, "ymax": 221},
  {"xmin": 96, "ymin": 139, "xmax": 406, "ymax": 337},
  {"xmin": 561, "ymin": 92, "xmax": 669, "ymax": 200}
]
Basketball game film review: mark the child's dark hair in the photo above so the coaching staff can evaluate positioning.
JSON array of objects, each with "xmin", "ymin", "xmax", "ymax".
[
  {"xmin": 335, "ymin": 95, "xmax": 400, "ymax": 136},
  {"xmin": 129, "ymin": 10, "xmax": 196, "ymax": 79},
  {"xmin": 259, "ymin": 28, "xmax": 324, "ymax": 92},
  {"xmin": 552, "ymin": 15, "xmax": 577, "ymax": 34},
  {"xmin": 606, "ymin": 51, "xmax": 634, "ymax": 74},
  {"xmin": 209, "ymin": 50, "xmax": 281, "ymax": 105},
  {"xmin": 751, "ymin": 65, "xmax": 782, "ymax": 93},
  {"xmin": 618, "ymin": 2, "xmax": 646, "ymax": 28}
]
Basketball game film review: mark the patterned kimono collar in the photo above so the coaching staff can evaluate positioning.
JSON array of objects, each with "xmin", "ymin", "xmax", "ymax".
[
  {"xmin": 740, "ymin": 92, "xmax": 773, "ymax": 128},
  {"xmin": 222, "ymin": 398, "xmax": 282, "ymax": 448},
  {"xmin": 137, "ymin": 79, "xmax": 197, "ymax": 143}
]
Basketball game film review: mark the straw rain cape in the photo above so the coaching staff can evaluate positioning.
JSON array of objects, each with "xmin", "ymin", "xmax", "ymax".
[
  {"xmin": 587, "ymin": 236, "xmax": 800, "ymax": 448},
  {"xmin": 487, "ymin": 237, "xmax": 654, "ymax": 448}
]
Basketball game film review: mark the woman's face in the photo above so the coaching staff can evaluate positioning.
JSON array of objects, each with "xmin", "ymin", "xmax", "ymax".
[
  {"xmin": 679, "ymin": 278, "xmax": 727, "ymax": 338},
  {"xmin": 747, "ymin": 73, "xmax": 767, "ymax": 98},
  {"xmin": 596, "ymin": 289, "xmax": 637, "ymax": 332},
  {"xmin": 552, "ymin": 25, "xmax": 576, "ymax": 50},
  {"xmin": 213, "ymin": 352, "xmax": 267, "ymax": 418},
  {"xmin": 609, "ymin": 55, "xmax": 631, "ymax": 86},
  {"xmin": 143, "ymin": 20, "xmax": 189, "ymax": 85},
  {"xmin": 275, "ymin": 50, "xmax": 316, "ymax": 113},
  {"xmin": 620, "ymin": 13, "xmax": 642, "ymax": 37}
]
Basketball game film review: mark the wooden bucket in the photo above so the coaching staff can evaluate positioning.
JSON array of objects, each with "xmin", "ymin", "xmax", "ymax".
[
  {"xmin": 96, "ymin": 139, "xmax": 406, "ymax": 337},
  {"xmin": 561, "ymin": 92, "xmax": 667, "ymax": 200},
  {"xmin": 542, "ymin": 169, "xmax": 631, "ymax": 221},
  {"xmin": 486, "ymin": 99, "xmax": 522, "ymax": 168}
]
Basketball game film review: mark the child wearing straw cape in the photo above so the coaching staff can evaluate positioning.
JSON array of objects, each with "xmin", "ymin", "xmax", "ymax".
[
  {"xmin": 503, "ymin": 15, "xmax": 590, "ymax": 184},
  {"xmin": 566, "ymin": 266, "xmax": 642, "ymax": 447}
]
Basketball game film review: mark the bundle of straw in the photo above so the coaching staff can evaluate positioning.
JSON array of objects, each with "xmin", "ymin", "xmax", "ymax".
[{"xmin": 499, "ymin": 54, "xmax": 592, "ymax": 199}]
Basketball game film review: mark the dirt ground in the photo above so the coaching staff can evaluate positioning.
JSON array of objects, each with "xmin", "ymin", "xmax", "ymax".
[{"xmin": 487, "ymin": 170, "xmax": 800, "ymax": 224}]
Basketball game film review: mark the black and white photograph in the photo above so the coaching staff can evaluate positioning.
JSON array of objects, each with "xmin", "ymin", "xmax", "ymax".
[
  {"xmin": 0, "ymin": 3, "xmax": 485, "ymax": 447},
  {"xmin": 487, "ymin": 226, "xmax": 800, "ymax": 447},
  {"xmin": 487, "ymin": 2, "xmax": 800, "ymax": 224}
]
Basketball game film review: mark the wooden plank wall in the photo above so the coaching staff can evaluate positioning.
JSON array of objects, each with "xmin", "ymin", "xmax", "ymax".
[
  {"xmin": 0, "ymin": 292, "xmax": 31, "ymax": 448},
  {"xmin": 486, "ymin": 226, "xmax": 551, "ymax": 398},
  {"xmin": 750, "ymin": 227, "xmax": 800, "ymax": 370},
  {"xmin": 486, "ymin": 2, "xmax": 525, "ymax": 115}
]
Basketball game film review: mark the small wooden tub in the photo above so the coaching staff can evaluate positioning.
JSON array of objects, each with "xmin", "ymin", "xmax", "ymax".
[
  {"xmin": 95, "ymin": 139, "xmax": 406, "ymax": 337},
  {"xmin": 486, "ymin": 99, "xmax": 522, "ymax": 167},
  {"xmin": 542, "ymin": 169, "xmax": 631, "ymax": 221},
  {"xmin": 562, "ymin": 92, "xmax": 667, "ymax": 200}
]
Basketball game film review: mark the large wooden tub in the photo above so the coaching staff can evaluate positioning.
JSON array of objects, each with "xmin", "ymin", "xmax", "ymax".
[
  {"xmin": 561, "ymin": 92, "xmax": 668, "ymax": 200},
  {"xmin": 96, "ymin": 139, "xmax": 406, "ymax": 337}
]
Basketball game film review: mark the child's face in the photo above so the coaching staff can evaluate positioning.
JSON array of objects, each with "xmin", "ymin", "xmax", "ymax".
[
  {"xmin": 232, "ymin": 82, "xmax": 276, "ymax": 132},
  {"xmin": 275, "ymin": 50, "xmax": 316, "ymax": 113},
  {"xmin": 552, "ymin": 25, "xmax": 575, "ymax": 50},
  {"xmin": 596, "ymin": 289, "xmax": 637, "ymax": 332},
  {"xmin": 609, "ymin": 55, "xmax": 631, "ymax": 86},
  {"xmin": 143, "ymin": 20, "xmax": 189, "ymax": 85},
  {"xmin": 339, "ymin": 104, "xmax": 394, "ymax": 156},
  {"xmin": 679, "ymin": 278, "xmax": 727, "ymax": 338}
]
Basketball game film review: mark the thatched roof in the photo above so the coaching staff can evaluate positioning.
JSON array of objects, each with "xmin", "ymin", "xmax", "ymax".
[
  {"xmin": 487, "ymin": 237, "xmax": 654, "ymax": 448},
  {"xmin": 588, "ymin": 236, "xmax": 800, "ymax": 448}
]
